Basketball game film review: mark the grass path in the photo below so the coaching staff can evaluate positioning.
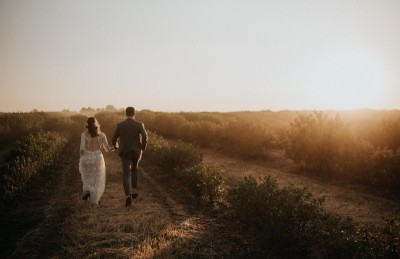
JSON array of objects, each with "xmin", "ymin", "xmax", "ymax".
[
  {"xmin": 7, "ymin": 143, "xmax": 266, "ymax": 258},
  {"xmin": 6, "ymin": 142, "xmax": 400, "ymax": 258}
]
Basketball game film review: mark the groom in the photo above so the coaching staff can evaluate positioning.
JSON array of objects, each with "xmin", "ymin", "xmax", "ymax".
[{"xmin": 112, "ymin": 106, "xmax": 148, "ymax": 207}]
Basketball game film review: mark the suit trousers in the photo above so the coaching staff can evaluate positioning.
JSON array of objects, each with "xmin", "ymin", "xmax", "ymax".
[{"xmin": 121, "ymin": 150, "xmax": 142, "ymax": 195}]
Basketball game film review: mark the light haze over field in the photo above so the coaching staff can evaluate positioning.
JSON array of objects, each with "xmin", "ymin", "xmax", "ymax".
[{"xmin": 1, "ymin": 0, "xmax": 399, "ymax": 112}]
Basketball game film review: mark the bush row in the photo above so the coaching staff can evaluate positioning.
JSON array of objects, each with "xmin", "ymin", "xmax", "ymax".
[
  {"xmin": 135, "ymin": 110, "xmax": 400, "ymax": 189},
  {"xmin": 93, "ymin": 110, "xmax": 400, "ymax": 257},
  {"xmin": 92, "ymin": 109, "xmax": 400, "ymax": 189},
  {"xmin": 228, "ymin": 176, "xmax": 400, "ymax": 258},
  {"xmin": 95, "ymin": 113, "xmax": 399, "ymax": 258},
  {"xmin": 0, "ymin": 130, "xmax": 67, "ymax": 201},
  {"xmin": 146, "ymin": 129, "xmax": 399, "ymax": 258},
  {"xmin": 146, "ymin": 132, "xmax": 225, "ymax": 203},
  {"xmin": 284, "ymin": 112, "xmax": 400, "ymax": 188},
  {"xmin": 137, "ymin": 110, "xmax": 286, "ymax": 158},
  {"xmin": 0, "ymin": 112, "xmax": 86, "ymax": 146}
]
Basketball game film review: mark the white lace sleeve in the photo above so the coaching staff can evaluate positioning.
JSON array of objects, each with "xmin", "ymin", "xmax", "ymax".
[
  {"xmin": 80, "ymin": 132, "xmax": 87, "ymax": 156},
  {"xmin": 100, "ymin": 133, "xmax": 112, "ymax": 152}
]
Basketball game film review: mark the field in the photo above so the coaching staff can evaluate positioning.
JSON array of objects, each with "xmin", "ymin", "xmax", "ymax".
[{"xmin": 1, "ymin": 109, "xmax": 399, "ymax": 258}]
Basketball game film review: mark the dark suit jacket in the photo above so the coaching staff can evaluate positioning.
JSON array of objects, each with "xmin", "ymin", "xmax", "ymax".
[{"xmin": 112, "ymin": 118, "xmax": 148, "ymax": 157}]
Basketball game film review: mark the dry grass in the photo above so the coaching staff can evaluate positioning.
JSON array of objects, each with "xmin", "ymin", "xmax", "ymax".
[
  {"xmin": 9, "ymin": 141, "xmax": 399, "ymax": 258},
  {"xmin": 9, "ymin": 146, "xmax": 265, "ymax": 258},
  {"xmin": 56, "ymin": 154, "xmax": 176, "ymax": 258}
]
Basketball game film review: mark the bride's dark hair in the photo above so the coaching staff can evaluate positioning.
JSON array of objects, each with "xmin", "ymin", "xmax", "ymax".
[{"xmin": 86, "ymin": 117, "xmax": 100, "ymax": 137}]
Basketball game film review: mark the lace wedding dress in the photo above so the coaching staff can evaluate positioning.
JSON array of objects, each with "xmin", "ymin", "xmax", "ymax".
[{"xmin": 79, "ymin": 132, "xmax": 112, "ymax": 204}]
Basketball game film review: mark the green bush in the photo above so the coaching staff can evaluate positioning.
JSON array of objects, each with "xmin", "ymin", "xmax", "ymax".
[
  {"xmin": 367, "ymin": 147, "xmax": 400, "ymax": 187},
  {"xmin": 150, "ymin": 140, "xmax": 202, "ymax": 172},
  {"xmin": 284, "ymin": 111, "xmax": 348, "ymax": 172},
  {"xmin": 228, "ymin": 176, "xmax": 327, "ymax": 257},
  {"xmin": 374, "ymin": 219, "xmax": 400, "ymax": 258},
  {"xmin": 217, "ymin": 121, "xmax": 276, "ymax": 158},
  {"xmin": 175, "ymin": 164, "xmax": 225, "ymax": 203},
  {"xmin": 138, "ymin": 111, "xmax": 284, "ymax": 159},
  {"xmin": 284, "ymin": 112, "xmax": 400, "ymax": 188},
  {"xmin": 146, "ymin": 132, "xmax": 225, "ymax": 203},
  {"xmin": 367, "ymin": 116, "xmax": 400, "ymax": 151},
  {"xmin": 0, "ymin": 112, "xmax": 79, "ymax": 145},
  {"xmin": 0, "ymin": 130, "xmax": 67, "ymax": 200},
  {"xmin": 92, "ymin": 111, "xmax": 125, "ymax": 138},
  {"xmin": 227, "ymin": 175, "xmax": 400, "ymax": 258}
]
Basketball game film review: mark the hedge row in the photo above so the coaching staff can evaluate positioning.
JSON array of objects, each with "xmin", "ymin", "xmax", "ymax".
[
  {"xmin": 0, "ymin": 130, "xmax": 67, "ymax": 201},
  {"xmin": 284, "ymin": 112, "xmax": 400, "ymax": 188},
  {"xmin": 228, "ymin": 176, "xmax": 400, "ymax": 258},
  {"xmin": 91, "ymin": 110, "xmax": 400, "ymax": 189},
  {"xmin": 146, "ymin": 132, "xmax": 225, "ymax": 203},
  {"xmin": 0, "ymin": 112, "xmax": 85, "ymax": 146},
  {"xmin": 145, "ymin": 131, "xmax": 399, "ymax": 257},
  {"xmin": 147, "ymin": 131, "xmax": 399, "ymax": 257},
  {"xmin": 136, "ymin": 110, "xmax": 283, "ymax": 159}
]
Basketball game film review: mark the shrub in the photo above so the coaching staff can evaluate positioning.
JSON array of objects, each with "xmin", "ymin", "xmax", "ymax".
[
  {"xmin": 338, "ymin": 137, "xmax": 375, "ymax": 181},
  {"xmin": 0, "ymin": 130, "xmax": 67, "ymax": 200},
  {"xmin": 284, "ymin": 111, "xmax": 348, "ymax": 173},
  {"xmin": 218, "ymin": 121, "xmax": 276, "ymax": 158},
  {"xmin": 227, "ymin": 175, "xmax": 400, "ymax": 258},
  {"xmin": 149, "ymin": 140, "xmax": 202, "ymax": 172},
  {"xmin": 92, "ymin": 111, "xmax": 125, "ymax": 138},
  {"xmin": 146, "ymin": 132, "xmax": 225, "ymax": 203},
  {"xmin": 374, "ymin": 219, "xmax": 400, "ymax": 258},
  {"xmin": 368, "ymin": 147, "xmax": 400, "ymax": 187},
  {"xmin": 367, "ymin": 116, "xmax": 400, "ymax": 151},
  {"xmin": 175, "ymin": 164, "xmax": 225, "ymax": 203},
  {"xmin": 228, "ymin": 176, "xmax": 326, "ymax": 257},
  {"xmin": 139, "ymin": 111, "xmax": 284, "ymax": 159},
  {"xmin": 0, "ymin": 112, "xmax": 79, "ymax": 145}
]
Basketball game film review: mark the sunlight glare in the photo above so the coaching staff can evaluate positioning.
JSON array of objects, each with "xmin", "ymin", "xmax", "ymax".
[{"xmin": 307, "ymin": 50, "xmax": 388, "ymax": 110}]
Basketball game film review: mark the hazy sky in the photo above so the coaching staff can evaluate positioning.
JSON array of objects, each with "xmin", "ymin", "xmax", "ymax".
[{"xmin": 1, "ymin": 0, "xmax": 399, "ymax": 112}]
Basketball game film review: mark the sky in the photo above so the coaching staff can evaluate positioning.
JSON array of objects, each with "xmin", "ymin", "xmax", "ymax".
[{"xmin": 0, "ymin": 0, "xmax": 399, "ymax": 112}]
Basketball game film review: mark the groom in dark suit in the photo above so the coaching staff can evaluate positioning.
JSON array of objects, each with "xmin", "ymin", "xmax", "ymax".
[{"xmin": 112, "ymin": 106, "xmax": 148, "ymax": 207}]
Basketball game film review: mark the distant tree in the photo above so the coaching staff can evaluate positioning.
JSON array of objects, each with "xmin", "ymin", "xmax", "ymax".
[
  {"xmin": 80, "ymin": 107, "xmax": 95, "ymax": 117},
  {"xmin": 105, "ymin": 105, "xmax": 118, "ymax": 112}
]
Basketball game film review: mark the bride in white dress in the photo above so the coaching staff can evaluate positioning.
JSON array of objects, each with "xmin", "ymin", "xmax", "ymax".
[{"xmin": 79, "ymin": 117, "xmax": 113, "ymax": 205}]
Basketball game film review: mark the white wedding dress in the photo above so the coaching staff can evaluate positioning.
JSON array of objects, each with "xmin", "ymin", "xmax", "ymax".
[{"xmin": 79, "ymin": 132, "xmax": 112, "ymax": 204}]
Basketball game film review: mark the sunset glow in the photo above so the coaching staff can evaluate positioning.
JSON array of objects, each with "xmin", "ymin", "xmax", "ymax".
[
  {"xmin": 0, "ymin": 0, "xmax": 399, "ymax": 112},
  {"xmin": 305, "ymin": 49, "xmax": 389, "ymax": 110}
]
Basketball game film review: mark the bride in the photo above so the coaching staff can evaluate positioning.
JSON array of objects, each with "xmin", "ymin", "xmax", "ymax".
[{"xmin": 79, "ymin": 117, "xmax": 113, "ymax": 205}]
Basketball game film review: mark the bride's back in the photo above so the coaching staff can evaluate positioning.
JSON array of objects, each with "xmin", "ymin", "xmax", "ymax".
[{"xmin": 85, "ymin": 133, "xmax": 101, "ymax": 151}]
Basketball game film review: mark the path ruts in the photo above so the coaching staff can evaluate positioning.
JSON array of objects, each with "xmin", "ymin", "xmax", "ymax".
[{"xmin": 7, "ymin": 142, "xmax": 267, "ymax": 258}]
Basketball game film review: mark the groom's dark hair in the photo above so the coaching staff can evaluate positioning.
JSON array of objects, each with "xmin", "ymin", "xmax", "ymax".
[{"xmin": 126, "ymin": 107, "xmax": 135, "ymax": 117}]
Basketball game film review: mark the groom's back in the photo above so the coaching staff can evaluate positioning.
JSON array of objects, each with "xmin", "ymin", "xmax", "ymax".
[{"xmin": 114, "ymin": 118, "xmax": 145, "ymax": 155}]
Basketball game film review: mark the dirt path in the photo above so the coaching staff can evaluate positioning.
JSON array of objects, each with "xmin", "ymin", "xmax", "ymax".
[
  {"xmin": 7, "ymin": 144, "xmax": 266, "ymax": 258},
  {"xmin": 7, "ymin": 143, "xmax": 400, "ymax": 258},
  {"xmin": 202, "ymin": 149, "xmax": 400, "ymax": 229}
]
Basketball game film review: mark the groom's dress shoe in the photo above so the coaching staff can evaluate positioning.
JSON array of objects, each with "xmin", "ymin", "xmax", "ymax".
[
  {"xmin": 125, "ymin": 196, "xmax": 132, "ymax": 207},
  {"xmin": 131, "ymin": 193, "xmax": 138, "ymax": 199}
]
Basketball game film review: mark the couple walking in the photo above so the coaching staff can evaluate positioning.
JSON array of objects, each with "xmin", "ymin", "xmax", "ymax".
[{"xmin": 79, "ymin": 106, "xmax": 148, "ymax": 207}]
